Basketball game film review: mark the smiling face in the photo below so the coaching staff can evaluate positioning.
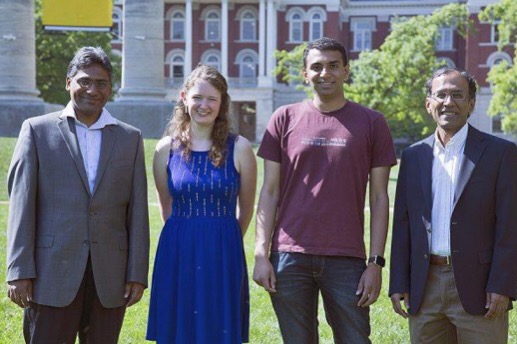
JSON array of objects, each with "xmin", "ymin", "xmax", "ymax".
[
  {"xmin": 425, "ymin": 71, "xmax": 475, "ymax": 144},
  {"xmin": 65, "ymin": 63, "xmax": 111, "ymax": 126},
  {"xmin": 181, "ymin": 79, "xmax": 222, "ymax": 128},
  {"xmin": 302, "ymin": 49, "xmax": 349, "ymax": 104}
]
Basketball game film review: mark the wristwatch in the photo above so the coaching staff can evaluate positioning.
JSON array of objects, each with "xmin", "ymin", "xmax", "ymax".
[{"xmin": 368, "ymin": 255, "xmax": 385, "ymax": 268}]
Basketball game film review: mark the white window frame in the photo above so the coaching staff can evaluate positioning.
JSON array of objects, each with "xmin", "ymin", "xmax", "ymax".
[
  {"xmin": 205, "ymin": 10, "xmax": 221, "ymax": 42},
  {"xmin": 170, "ymin": 55, "xmax": 185, "ymax": 79},
  {"xmin": 201, "ymin": 50, "xmax": 222, "ymax": 71},
  {"xmin": 235, "ymin": 49, "xmax": 258, "ymax": 84},
  {"xmin": 240, "ymin": 10, "xmax": 257, "ymax": 41},
  {"xmin": 286, "ymin": 8, "xmax": 305, "ymax": 43},
  {"xmin": 436, "ymin": 26, "xmax": 454, "ymax": 51},
  {"xmin": 491, "ymin": 20, "xmax": 501, "ymax": 44},
  {"xmin": 240, "ymin": 55, "xmax": 256, "ymax": 79},
  {"xmin": 310, "ymin": 13, "xmax": 323, "ymax": 41},
  {"xmin": 487, "ymin": 51, "xmax": 512, "ymax": 68},
  {"xmin": 290, "ymin": 14, "xmax": 303, "ymax": 42},
  {"xmin": 351, "ymin": 18, "xmax": 375, "ymax": 52},
  {"xmin": 170, "ymin": 10, "xmax": 186, "ymax": 42}
]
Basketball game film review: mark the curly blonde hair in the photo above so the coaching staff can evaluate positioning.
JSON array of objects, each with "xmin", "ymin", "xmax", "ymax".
[{"xmin": 165, "ymin": 64, "xmax": 233, "ymax": 167}]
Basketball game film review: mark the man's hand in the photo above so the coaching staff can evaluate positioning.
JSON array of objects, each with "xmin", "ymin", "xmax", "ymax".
[
  {"xmin": 356, "ymin": 264, "xmax": 382, "ymax": 307},
  {"xmin": 252, "ymin": 256, "xmax": 277, "ymax": 293},
  {"xmin": 7, "ymin": 279, "xmax": 32, "ymax": 308},
  {"xmin": 390, "ymin": 292, "xmax": 410, "ymax": 318},
  {"xmin": 124, "ymin": 282, "xmax": 145, "ymax": 307},
  {"xmin": 485, "ymin": 292, "xmax": 509, "ymax": 319}
]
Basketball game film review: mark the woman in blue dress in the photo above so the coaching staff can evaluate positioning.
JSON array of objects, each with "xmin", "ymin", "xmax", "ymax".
[{"xmin": 147, "ymin": 64, "xmax": 256, "ymax": 343}]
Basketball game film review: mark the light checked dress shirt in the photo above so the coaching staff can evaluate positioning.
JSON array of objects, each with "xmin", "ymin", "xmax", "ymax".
[
  {"xmin": 63, "ymin": 102, "xmax": 119, "ymax": 193},
  {"xmin": 431, "ymin": 124, "xmax": 468, "ymax": 256}
]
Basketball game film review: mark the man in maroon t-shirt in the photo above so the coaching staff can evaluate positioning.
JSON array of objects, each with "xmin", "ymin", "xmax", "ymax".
[{"xmin": 253, "ymin": 37, "xmax": 396, "ymax": 344}]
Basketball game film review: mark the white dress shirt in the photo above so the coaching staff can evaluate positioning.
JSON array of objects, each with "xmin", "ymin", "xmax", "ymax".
[
  {"xmin": 431, "ymin": 124, "xmax": 468, "ymax": 256},
  {"xmin": 63, "ymin": 102, "xmax": 118, "ymax": 193}
]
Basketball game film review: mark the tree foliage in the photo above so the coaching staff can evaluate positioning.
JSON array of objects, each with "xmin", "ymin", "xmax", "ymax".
[
  {"xmin": 34, "ymin": 0, "xmax": 120, "ymax": 105},
  {"xmin": 479, "ymin": 0, "xmax": 517, "ymax": 134},
  {"xmin": 275, "ymin": 4, "xmax": 470, "ymax": 140}
]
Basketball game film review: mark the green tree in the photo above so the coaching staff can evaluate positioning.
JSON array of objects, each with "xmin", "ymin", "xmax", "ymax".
[
  {"xmin": 35, "ymin": 0, "xmax": 120, "ymax": 105},
  {"xmin": 479, "ymin": 0, "xmax": 517, "ymax": 134},
  {"xmin": 275, "ymin": 3, "xmax": 470, "ymax": 140}
]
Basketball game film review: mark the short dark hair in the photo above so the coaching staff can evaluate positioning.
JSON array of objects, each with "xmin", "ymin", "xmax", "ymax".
[
  {"xmin": 67, "ymin": 46, "xmax": 113, "ymax": 80},
  {"xmin": 303, "ymin": 37, "xmax": 349, "ymax": 68},
  {"xmin": 425, "ymin": 67, "xmax": 477, "ymax": 100}
]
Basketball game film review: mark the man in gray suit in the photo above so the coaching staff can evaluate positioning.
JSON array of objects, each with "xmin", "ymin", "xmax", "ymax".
[{"xmin": 6, "ymin": 46, "xmax": 150, "ymax": 343}]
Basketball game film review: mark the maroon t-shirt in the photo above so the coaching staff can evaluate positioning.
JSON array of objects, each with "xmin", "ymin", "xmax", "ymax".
[{"xmin": 258, "ymin": 100, "xmax": 396, "ymax": 258}]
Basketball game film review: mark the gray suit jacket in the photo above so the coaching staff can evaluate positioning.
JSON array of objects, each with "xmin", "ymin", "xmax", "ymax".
[{"xmin": 7, "ymin": 111, "xmax": 150, "ymax": 308}]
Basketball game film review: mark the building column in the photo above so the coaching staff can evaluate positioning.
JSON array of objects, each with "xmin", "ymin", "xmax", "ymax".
[
  {"xmin": 185, "ymin": 0, "xmax": 193, "ymax": 76},
  {"xmin": 255, "ymin": 91, "xmax": 274, "ymax": 139},
  {"xmin": 257, "ymin": 0, "xmax": 267, "ymax": 85},
  {"xmin": 106, "ymin": 0, "xmax": 171, "ymax": 138},
  {"xmin": 221, "ymin": 0, "xmax": 229, "ymax": 76},
  {"xmin": 265, "ymin": 0, "xmax": 277, "ymax": 85},
  {"xmin": 117, "ymin": 0, "xmax": 166, "ymax": 101},
  {"xmin": 0, "ymin": 0, "xmax": 40, "ymax": 101}
]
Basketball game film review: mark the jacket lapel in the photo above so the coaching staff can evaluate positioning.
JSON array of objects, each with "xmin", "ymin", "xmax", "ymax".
[
  {"xmin": 453, "ymin": 125, "xmax": 487, "ymax": 209},
  {"xmin": 92, "ymin": 125, "xmax": 117, "ymax": 195},
  {"xmin": 57, "ymin": 114, "xmax": 90, "ymax": 195},
  {"xmin": 418, "ymin": 135, "xmax": 435, "ymax": 224}
]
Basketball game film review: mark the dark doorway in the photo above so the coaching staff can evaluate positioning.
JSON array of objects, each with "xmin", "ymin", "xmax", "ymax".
[{"xmin": 233, "ymin": 102, "xmax": 256, "ymax": 142}]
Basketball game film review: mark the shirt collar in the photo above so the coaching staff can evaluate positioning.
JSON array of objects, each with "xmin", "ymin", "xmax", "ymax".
[
  {"xmin": 63, "ymin": 102, "xmax": 118, "ymax": 129},
  {"xmin": 434, "ymin": 124, "xmax": 468, "ymax": 151}
]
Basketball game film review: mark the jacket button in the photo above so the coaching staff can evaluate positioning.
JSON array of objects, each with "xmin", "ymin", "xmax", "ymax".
[
  {"xmin": 83, "ymin": 240, "xmax": 89, "ymax": 246},
  {"xmin": 424, "ymin": 254, "xmax": 429, "ymax": 259}
]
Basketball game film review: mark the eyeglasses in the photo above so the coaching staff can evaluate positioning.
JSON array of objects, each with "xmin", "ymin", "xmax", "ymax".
[
  {"xmin": 430, "ymin": 90, "xmax": 468, "ymax": 102},
  {"xmin": 74, "ymin": 77, "xmax": 111, "ymax": 91}
]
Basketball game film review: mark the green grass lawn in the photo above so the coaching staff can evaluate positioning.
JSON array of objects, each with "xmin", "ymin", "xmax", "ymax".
[{"xmin": 0, "ymin": 137, "xmax": 515, "ymax": 343}]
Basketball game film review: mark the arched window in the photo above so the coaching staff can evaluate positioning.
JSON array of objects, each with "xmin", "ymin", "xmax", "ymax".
[
  {"xmin": 310, "ymin": 13, "xmax": 323, "ymax": 41},
  {"xmin": 204, "ymin": 54, "xmax": 221, "ymax": 71},
  {"xmin": 240, "ymin": 55, "xmax": 256, "ymax": 79},
  {"xmin": 112, "ymin": 8, "xmax": 123, "ymax": 40},
  {"xmin": 205, "ymin": 11, "xmax": 221, "ymax": 41},
  {"xmin": 171, "ymin": 11, "xmax": 185, "ymax": 41},
  {"xmin": 288, "ymin": 11, "xmax": 304, "ymax": 43},
  {"xmin": 487, "ymin": 51, "xmax": 512, "ymax": 68},
  {"xmin": 235, "ymin": 50, "xmax": 258, "ymax": 85},
  {"xmin": 240, "ymin": 10, "xmax": 256, "ymax": 41},
  {"xmin": 170, "ymin": 55, "xmax": 185, "ymax": 79}
]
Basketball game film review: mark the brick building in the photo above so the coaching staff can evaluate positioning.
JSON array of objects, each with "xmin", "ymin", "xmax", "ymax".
[{"xmin": 111, "ymin": 0, "xmax": 514, "ymax": 141}]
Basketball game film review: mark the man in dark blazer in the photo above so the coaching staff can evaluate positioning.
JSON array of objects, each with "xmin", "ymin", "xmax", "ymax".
[
  {"xmin": 6, "ymin": 47, "xmax": 150, "ymax": 343},
  {"xmin": 389, "ymin": 67, "xmax": 517, "ymax": 343}
]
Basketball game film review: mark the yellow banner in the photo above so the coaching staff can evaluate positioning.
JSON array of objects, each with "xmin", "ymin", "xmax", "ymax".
[{"xmin": 42, "ymin": 0, "xmax": 113, "ymax": 31}]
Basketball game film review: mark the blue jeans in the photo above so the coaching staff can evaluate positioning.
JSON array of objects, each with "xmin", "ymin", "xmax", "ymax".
[{"xmin": 270, "ymin": 252, "xmax": 371, "ymax": 344}]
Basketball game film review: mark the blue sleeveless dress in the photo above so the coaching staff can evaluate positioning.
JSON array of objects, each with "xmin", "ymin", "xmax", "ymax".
[{"xmin": 147, "ymin": 139, "xmax": 249, "ymax": 343}]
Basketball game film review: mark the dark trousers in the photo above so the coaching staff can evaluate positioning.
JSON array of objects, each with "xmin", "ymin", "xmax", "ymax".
[{"xmin": 23, "ymin": 258, "xmax": 126, "ymax": 344}]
